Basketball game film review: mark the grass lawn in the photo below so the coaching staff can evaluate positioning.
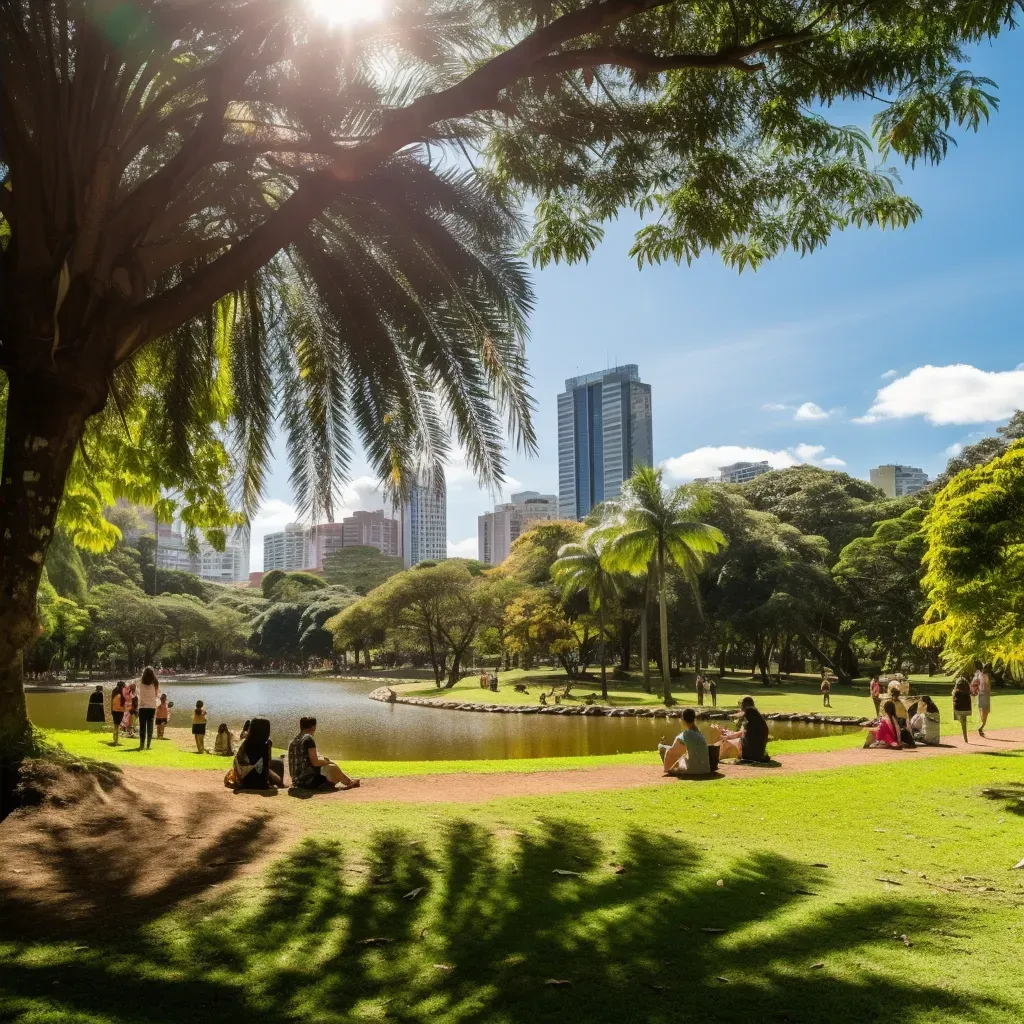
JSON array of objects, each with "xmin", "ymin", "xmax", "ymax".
[{"xmin": 3, "ymin": 752, "xmax": 1024, "ymax": 1023}]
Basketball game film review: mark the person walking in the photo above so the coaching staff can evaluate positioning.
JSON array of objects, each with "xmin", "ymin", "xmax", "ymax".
[
  {"xmin": 110, "ymin": 683, "xmax": 125, "ymax": 745},
  {"xmin": 952, "ymin": 678, "xmax": 972, "ymax": 743},
  {"xmin": 136, "ymin": 666, "xmax": 160, "ymax": 750},
  {"xmin": 869, "ymin": 675, "xmax": 882, "ymax": 716},
  {"xmin": 973, "ymin": 663, "xmax": 992, "ymax": 737},
  {"xmin": 708, "ymin": 677, "xmax": 718, "ymax": 708}
]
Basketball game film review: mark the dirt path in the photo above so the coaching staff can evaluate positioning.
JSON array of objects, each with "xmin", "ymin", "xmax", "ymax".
[{"xmin": 123, "ymin": 725, "xmax": 1024, "ymax": 805}]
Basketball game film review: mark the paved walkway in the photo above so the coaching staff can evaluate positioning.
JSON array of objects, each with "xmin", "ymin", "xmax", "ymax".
[{"xmin": 124, "ymin": 727, "xmax": 1024, "ymax": 806}]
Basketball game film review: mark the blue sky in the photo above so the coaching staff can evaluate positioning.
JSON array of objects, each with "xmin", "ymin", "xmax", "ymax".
[{"xmin": 251, "ymin": 37, "xmax": 1024, "ymax": 568}]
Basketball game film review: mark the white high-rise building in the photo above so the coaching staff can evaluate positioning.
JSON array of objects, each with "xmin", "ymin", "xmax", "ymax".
[
  {"xmin": 719, "ymin": 460, "xmax": 772, "ymax": 484},
  {"xmin": 478, "ymin": 491, "xmax": 557, "ymax": 565},
  {"xmin": 557, "ymin": 365, "xmax": 653, "ymax": 521},
  {"xmin": 402, "ymin": 475, "xmax": 447, "ymax": 567},
  {"xmin": 869, "ymin": 464, "xmax": 930, "ymax": 498},
  {"xmin": 155, "ymin": 522, "xmax": 249, "ymax": 583},
  {"xmin": 263, "ymin": 523, "xmax": 310, "ymax": 572}
]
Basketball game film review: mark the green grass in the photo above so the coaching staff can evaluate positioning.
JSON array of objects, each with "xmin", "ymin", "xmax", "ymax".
[{"xmin": 4, "ymin": 752, "xmax": 1024, "ymax": 1023}]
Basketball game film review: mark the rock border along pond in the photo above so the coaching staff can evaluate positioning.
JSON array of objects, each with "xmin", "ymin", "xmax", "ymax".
[{"xmin": 368, "ymin": 686, "xmax": 873, "ymax": 727}]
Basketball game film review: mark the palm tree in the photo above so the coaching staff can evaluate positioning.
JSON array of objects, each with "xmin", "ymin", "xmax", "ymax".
[
  {"xmin": 598, "ymin": 467, "xmax": 726, "ymax": 704},
  {"xmin": 0, "ymin": 2, "xmax": 536, "ymax": 758},
  {"xmin": 552, "ymin": 533, "xmax": 618, "ymax": 700}
]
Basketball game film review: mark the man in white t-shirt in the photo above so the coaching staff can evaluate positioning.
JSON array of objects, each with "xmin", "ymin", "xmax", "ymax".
[{"xmin": 658, "ymin": 708, "xmax": 711, "ymax": 775}]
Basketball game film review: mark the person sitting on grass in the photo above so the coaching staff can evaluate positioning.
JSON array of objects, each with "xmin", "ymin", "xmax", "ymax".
[
  {"xmin": 911, "ymin": 696, "xmax": 941, "ymax": 746},
  {"xmin": 953, "ymin": 678, "xmax": 973, "ymax": 743},
  {"xmin": 287, "ymin": 716, "xmax": 360, "ymax": 792},
  {"xmin": 887, "ymin": 683, "xmax": 916, "ymax": 748},
  {"xmin": 863, "ymin": 699, "xmax": 903, "ymax": 749},
  {"xmin": 214, "ymin": 723, "xmax": 235, "ymax": 756},
  {"xmin": 658, "ymin": 708, "xmax": 711, "ymax": 776},
  {"xmin": 227, "ymin": 717, "xmax": 282, "ymax": 790},
  {"xmin": 718, "ymin": 696, "xmax": 771, "ymax": 763}
]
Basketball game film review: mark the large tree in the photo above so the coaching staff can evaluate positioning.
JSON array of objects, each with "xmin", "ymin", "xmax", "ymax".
[{"xmin": 1, "ymin": 0, "xmax": 1017, "ymax": 763}]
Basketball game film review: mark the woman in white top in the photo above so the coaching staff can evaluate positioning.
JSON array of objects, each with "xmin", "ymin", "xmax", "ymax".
[
  {"xmin": 910, "ymin": 696, "xmax": 941, "ymax": 746},
  {"xmin": 136, "ymin": 666, "xmax": 161, "ymax": 751}
]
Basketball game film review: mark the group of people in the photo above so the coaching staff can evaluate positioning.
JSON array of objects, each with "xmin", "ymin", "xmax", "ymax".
[
  {"xmin": 864, "ymin": 663, "xmax": 993, "ymax": 750},
  {"xmin": 478, "ymin": 670, "xmax": 500, "ymax": 692},
  {"xmin": 658, "ymin": 695, "xmax": 771, "ymax": 776},
  {"xmin": 87, "ymin": 669, "xmax": 173, "ymax": 748},
  {"xmin": 694, "ymin": 674, "xmax": 718, "ymax": 707}
]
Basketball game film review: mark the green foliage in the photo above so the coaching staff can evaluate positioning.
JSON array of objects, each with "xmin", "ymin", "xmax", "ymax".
[
  {"xmin": 322, "ymin": 547, "xmax": 404, "ymax": 596},
  {"xmin": 739, "ymin": 466, "xmax": 902, "ymax": 562},
  {"xmin": 916, "ymin": 443, "xmax": 1024, "ymax": 676},
  {"xmin": 249, "ymin": 604, "xmax": 306, "ymax": 663},
  {"xmin": 498, "ymin": 520, "xmax": 586, "ymax": 585},
  {"xmin": 42, "ymin": 530, "xmax": 88, "ymax": 602},
  {"xmin": 154, "ymin": 569, "xmax": 207, "ymax": 600},
  {"xmin": 262, "ymin": 570, "xmax": 329, "ymax": 603},
  {"xmin": 932, "ymin": 409, "xmax": 1024, "ymax": 489}
]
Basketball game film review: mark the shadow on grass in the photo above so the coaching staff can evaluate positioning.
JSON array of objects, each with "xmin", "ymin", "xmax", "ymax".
[
  {"xmin": 0, "ymin": 818, "xmax": 1011, "ymax": 1024},
  {"xmin": 980, "ymin": 781, "xmax": 1024, "ymax": 817}
]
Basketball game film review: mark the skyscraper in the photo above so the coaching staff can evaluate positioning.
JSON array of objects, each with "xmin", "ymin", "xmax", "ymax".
[
  {"xmin": 477, "ymin": 490, "xmax": 558, "ymax": 565},
  {"xmin": 557, "ymin": 364, "xmax": 653, "ymax": 520},
  {"xmin": 719, "ymin": 460, "xmax": 772, "ymax": 484},
  {"xmin": 401, "ymin": 475, "xmax": 447, "ymax": 567}
]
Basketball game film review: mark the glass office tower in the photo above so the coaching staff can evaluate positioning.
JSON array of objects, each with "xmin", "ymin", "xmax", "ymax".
[{"xmin": 557, "ymin": 365, "xmax": 653, "ymax": 521}]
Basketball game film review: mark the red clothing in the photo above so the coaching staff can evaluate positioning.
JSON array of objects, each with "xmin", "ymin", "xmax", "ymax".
[{"xmin": 874, "ymin": 717, "xmax": 900, "ymax": 748}]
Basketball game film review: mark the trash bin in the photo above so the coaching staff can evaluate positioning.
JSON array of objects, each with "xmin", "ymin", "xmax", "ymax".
[{"xmin": 708, "ymin": 744, "xmax": 720, "ymax": 772}]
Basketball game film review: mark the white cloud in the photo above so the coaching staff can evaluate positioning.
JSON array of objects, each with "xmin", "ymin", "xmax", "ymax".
[
  {"xmin": 856, "ymin": 364, "xmax": 1024, "ymax": 425},
  {"xmin": 249, "ymin": 499, "xmax": 299, "ymax": 572},
  {"xmin": 763, "ymin": 403, "xmax": 790, "ymax": 412},
  {"xmin": 945, "ymin": 442, "xmax": 964, "ymax": 457},
  {"xmin": 881, "ymin": 369, "xmax": 899, "ymax": 380},
  {"xmin": 794, "ymin": 402, "xmax": 830, "ymax": 422},
  {"xmin": 661, "ymin": 442, "xmax": 845, "ymax": 481},
  {"xmin": 447, "ymin": 536, "xmax": 478, "ymax": 559}
]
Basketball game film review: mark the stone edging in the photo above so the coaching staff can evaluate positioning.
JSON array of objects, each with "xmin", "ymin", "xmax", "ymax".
[{"xmin": 368, "ymin": 686, "xmax": 872, "ymax": 726}]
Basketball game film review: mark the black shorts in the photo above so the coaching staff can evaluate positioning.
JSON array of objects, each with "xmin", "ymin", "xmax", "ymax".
[
  {"xmin": 192, "ymin": 724, "xmax": 207, "ymax": 735},
  {"xmin": 295, "ymin": 770, "xmax": 330, "ymax": 790},
  {"xmin": 112, "ymin": 711, "xmax": 124, "ymax": 726}
]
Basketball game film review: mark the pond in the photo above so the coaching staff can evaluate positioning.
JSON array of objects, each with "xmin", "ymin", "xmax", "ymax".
[{"xmin": 27, "ymin": 677, "xmax": 862, "ymax": 761}]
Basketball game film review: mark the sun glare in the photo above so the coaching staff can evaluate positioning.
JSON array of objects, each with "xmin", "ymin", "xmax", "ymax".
[{"xmin": 307, "ymin": 0, "xmax": 385, "ymax": 27}]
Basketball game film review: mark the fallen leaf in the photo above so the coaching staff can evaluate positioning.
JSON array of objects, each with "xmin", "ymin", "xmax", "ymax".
[
  {"xmin": 811, "ymin": 962, "xmax": 825, "ymax": 970},
  {"xmin": 715, "ymin": 976, "xmax": 729, "ymax": 984},
  {"xmin": 716, "ymin": 879, "xmax": 725, "ymax": 887},
  {"xmin": 1012, "ymin": 858, "xmax": 1024, "ymax": 871},
  {"xmin": 876, "ymin": 878, "xmax": 902, "ymax": 886},
  {"xmin": 544, "ymin": 979, "xmax": 572, "ymax": 986},
  {"xmin": 357, "ymin": 937, "xmax": 393, "ymax": 946},
  {"xmin": 433, "ymin": 964, "xmax": 454, "ymax": 972},
  {"xmin": 811, "ymin": 863, "xmax": 829, "ymax": 869},
  {"xmin": 404, "ymin": 887, "xmax": 426, "ymax": 900},
  {"xmin": 552, "ymin": 869, "xmax": 582, "ymax": 877}
]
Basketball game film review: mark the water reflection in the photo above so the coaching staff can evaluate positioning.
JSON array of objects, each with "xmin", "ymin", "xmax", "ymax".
[{"xmin": 27, "ymin": 677, "xmax": 859, "ymax": 761}]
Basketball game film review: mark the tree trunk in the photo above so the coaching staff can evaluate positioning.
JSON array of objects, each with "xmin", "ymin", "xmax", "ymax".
[
  {"xmin": 1, "ymin": 372, "xmax": 103, "ymax": 775},
  {"xmin": 718, "ymin": 645, "xmax": 727, "ymax": 677},
  {"xmin": 640, "ymin": 598, "xmax": 650, "ymax": 693},
  {"xmin": 598, "ymin": 605, "xmax": 607, "ymax": 700},
  {"xmin": 657, "ymin": 546, "xmax": 672, "ymax": 704}
]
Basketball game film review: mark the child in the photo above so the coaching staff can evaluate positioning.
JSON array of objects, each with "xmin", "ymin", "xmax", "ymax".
[
  {"xmin": 192, "ymin": 700, "xmax": 208, "ymax": 753},
  {"xmin": 155, "ymin": 693, "xmax": 171, "ymax": 739},
  {"xmin": 214, "ymin": 723, "xmax": 234, "ymax": 756},
  {"xmin": 952, "ymin": 678, "xmax": 972, "ymax": 743},
  {"xmin": 820, "ymin": 676, "xmax": 832, "ymax": 708},
  {"xmin": 110, "ymin": 683, "xmax": 125, "ymax": 746}
]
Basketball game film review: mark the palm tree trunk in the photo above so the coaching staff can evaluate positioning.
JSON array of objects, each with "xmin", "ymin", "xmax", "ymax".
[
  {"xmin": 641, "ymin": 573, "xmax": 651, "ymax": 693},
  {"xmin": 599, "ymin": 605, "xmax": 607, "ymax": 700},
  {"xmin": 657, "ymin": 546, "xmax": 672, "ymax": 703}
]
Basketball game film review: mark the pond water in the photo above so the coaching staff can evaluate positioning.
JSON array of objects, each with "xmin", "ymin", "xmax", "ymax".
[{"xmin": 27, "ymin": 677, "xmax": 861, "ymax": 761}]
